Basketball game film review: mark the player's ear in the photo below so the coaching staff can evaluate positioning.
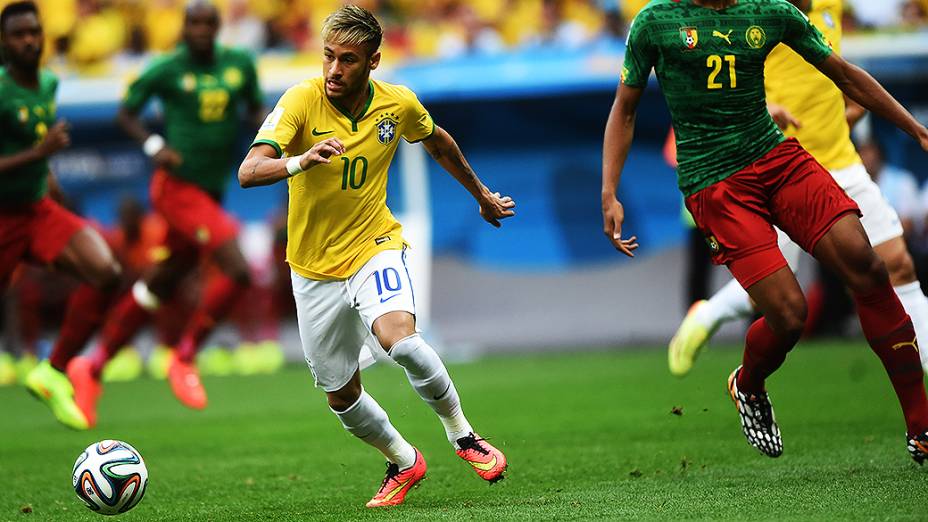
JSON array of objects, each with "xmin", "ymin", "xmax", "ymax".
[{"xmin": 369, "ymin": 51, "xmax": 381, "ymax": 71}]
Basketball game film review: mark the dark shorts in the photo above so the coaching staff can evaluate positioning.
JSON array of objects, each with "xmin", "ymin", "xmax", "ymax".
[
  {"xmin": 150, "ymin": 169, "xmax": 238, "ymax": 256},
  {"xmin": 0, "ymin": 196, "xmax": 86, "ymax": 286},
  {"xmin": 684, "ymin": 138, "xmax": 860, "ymax": 289}
]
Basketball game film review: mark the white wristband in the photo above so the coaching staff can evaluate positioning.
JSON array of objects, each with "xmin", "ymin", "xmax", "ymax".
[
  {"xmin": 143, "ymin": 134, "xmax": 165, "ymax": 157},
  {"xmin": 286, "ymin": 156, "xmax": 304, "ymax": 177}
]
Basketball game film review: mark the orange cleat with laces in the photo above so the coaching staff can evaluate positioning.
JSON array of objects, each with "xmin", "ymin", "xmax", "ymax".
[
  {"xmin": 167, "ymin": 354, "xmax": 207, "ymax": 410},
  {"xmin": 365, "ymin": 448, "xmax": 427, "ymax": 508},
  {"xmin": 455, "ymin": 433, "xmax": 507, "ymax": 483}
]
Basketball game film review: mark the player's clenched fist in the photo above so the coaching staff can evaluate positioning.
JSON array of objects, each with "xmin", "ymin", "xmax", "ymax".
[
  {"xmin": 153, "ymin": 147, "xmax": 183, "ymax": 170},
  {"xmin": 299, "ymin": 137, "xmax": 346, "ymax": 170},
  {"xmin": 602, "ymin": 197, "xmax": 638, "ymax": 257},
  {"xmin": 36, "ymin": 121, "xmax": 71, "ymax": 157},
  {"xmin": 477, "ymin": 190, "xmax": 516, "ymax": 228}
]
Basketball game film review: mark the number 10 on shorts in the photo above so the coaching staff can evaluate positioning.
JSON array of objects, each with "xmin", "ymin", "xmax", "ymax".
[{"xmin": 373, "ymin": 268, "xmax": 402, "ymax": 299}]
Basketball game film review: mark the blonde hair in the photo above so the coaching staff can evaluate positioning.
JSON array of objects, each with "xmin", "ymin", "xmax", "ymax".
[{"xmin": 321, "ymin": 5, "xmax": 382, "ymax": 55}]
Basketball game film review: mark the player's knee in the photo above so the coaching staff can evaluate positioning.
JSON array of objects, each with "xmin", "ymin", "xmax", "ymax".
[
  {"xmin": 374, "ymin": 313, "xmax": 416, "ymax": 352},
  {"xmin": 90, "ymin": 259, "xmax": 122, "ymax": 292},
  {"xmin": 327, "ymin": 381, "xmax": 362, "ymax": 412},
  {"xmin": 849, "ymin": 254, "xmax": 890, "ymax": 294},
  {"xmin": 766, "ymin": 293, "xmax": 807, "ymax": 340}
]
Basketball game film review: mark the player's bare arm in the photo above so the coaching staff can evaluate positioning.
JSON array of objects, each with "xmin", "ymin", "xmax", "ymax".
[
  {"xmin": 238, "ymin": 138, "xmax": 346, "ymax": 188},
  {"xmin": 601, "ymin": 82, "xmax": 641, "ymax": 257},
  {"xmin": 421, "ymin": 125, "xmax": 515, "ymax": 228},
  {"xmin": 844, "ymin": 95, "xmax": 867, "ymax": 129},
  {"xmin": 0, "ymin": 120, "xmax": 69, "ymax": 174},
  {"xmin": 115, "ymin": 106, "xmax": 183, "ymax": 170},
  {"xmin": 814, "ymin": 54, "xmax": 928, "ymax": 150}
]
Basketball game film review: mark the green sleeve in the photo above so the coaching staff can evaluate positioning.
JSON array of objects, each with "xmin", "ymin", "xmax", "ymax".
[
  {"xmin": 621, "ymin": 14, "xmax": 656, "ymax": 88},
  {"xmin": 781, "ymin": 3, "xmax": 833, "ymax": 65},
  {"xmin": 123, "ymin": 59, "xmax": 167, "ymax": 113},
  {"xmin": 241, "ymin": 54, "xmax": 263, "ymax": 108}
]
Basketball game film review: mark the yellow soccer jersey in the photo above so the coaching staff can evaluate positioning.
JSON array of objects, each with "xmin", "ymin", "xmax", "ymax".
[
  {"xmin": 252, "ymin": 77, "xmax": 434, "ymax": 280},
  {"xmin": 765, "ymin": 0, "xmax": 860, "ymax": 171}
]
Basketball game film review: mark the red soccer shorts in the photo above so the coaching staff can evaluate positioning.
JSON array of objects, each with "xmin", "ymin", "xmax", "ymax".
[
  {"xmin": 684, "ymin": 138, "xmax": 860, "ymax": 289},
  {"xmin": 0, "ymin": 196, "xmax": 86, "ymax": 286},
  {"xmin": 149, "ymin": 169, "xmax": 238, "ymax": 256}
]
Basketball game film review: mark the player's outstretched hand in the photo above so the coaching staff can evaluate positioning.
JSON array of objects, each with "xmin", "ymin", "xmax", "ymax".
[
  {"xmin": 37, "ymin": 121, "xmax": 71, "ymax": 158},
  {"xmin": 153, "ymin": 147, "xmax": 183, "ymax": 170},
  {"xmin": 299, "ymin": 137, "xmax": 346, "ymax": 170},
  {"xmin": 768, "ymin": 103, "xmax": 801, "ymax": 131},
  {"xmin": 602, "ymin": 197, "xmax": 638, "ymax": 257},
  {"xmin": 478, "ymin": 190, "xmax": 516, "ymax": 228}
]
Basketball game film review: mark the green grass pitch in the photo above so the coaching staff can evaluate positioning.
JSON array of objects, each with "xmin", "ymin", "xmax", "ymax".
[{"xmin": 1, "ymin": 341, "xmax": 925, "ymax": 521}]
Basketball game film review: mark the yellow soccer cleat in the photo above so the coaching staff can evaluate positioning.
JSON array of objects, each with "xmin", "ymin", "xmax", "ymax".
[
  {"xmin": 24, "ymin": 360, "xmax": 89, "ymax": 430},
  {"xmin": 0, "ymin": 352, "xmax": 17, "ymax": 386},
  {"xmin": 15, "ymin": 352, "xmax": 38, "ymax": 384},
  {"xmin": 102, "ymin": 346, "xmax": 144, "ymax": 383},
  {"xmin": 668, "ymin": 300, "xmax": 716, "ymax": 377},
  {"xmin": 256, "ymin": 340, "xmax": 285, "ymax": 374},
  {"xmin": 147, "ymin": 345, "xmax": 173, "ymax": 380},
  {"xmin": 198, "ymin": 346, "xmax": 235, "ymax": 377}
]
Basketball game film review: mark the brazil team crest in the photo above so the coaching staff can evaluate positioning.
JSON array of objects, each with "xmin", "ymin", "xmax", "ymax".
[
  {"xmin": 746, "ymin": 26, "xmax": 767, "ymax": 49},
  {"xmin": 375, "ymin": 112, "xmax": 399, "ymax": 145},
  {"xmin": 680, "ymin": 27, "xmax": 699, "ymax": 49}
]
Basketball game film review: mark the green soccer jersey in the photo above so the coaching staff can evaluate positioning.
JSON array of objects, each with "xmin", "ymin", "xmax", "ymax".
[
  {"xmin": 0, "ymin": 68, "xmax": 58, "ymax": 204},
  {"xmin": 622, "ymin": 0, "xmax": 833, "ymax": 196},
  {"xmin": 123, "ymin": 45, "xmax": 262, "ymax": 195}
]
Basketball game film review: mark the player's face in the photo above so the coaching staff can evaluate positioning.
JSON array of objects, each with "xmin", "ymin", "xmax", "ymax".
[
  {"xmin": 1, "ymin": 12, "xmax": 43, "ymax": 70},
  {"xmin": 183, "ymin": 6, "xmax": 219, "ymax": 57},
  {"xmin": 322, "ymin": 41, "xmax": 380, "ymax": 101}
]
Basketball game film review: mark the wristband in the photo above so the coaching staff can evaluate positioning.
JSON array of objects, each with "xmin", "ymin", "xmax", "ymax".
[
  {"xmin": 143, "ymin": 134, "xmax": 166, "ymax": 157},
  {"xmin": 286, "ymin": 156, "xmax": 304, "ymax": 177}
]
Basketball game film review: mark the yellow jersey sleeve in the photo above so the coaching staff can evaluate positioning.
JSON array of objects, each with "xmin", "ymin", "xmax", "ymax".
[
  {"xmin": 397, "ymin": 86, "xmax": 435, "ymax": 143},
  {"xmin": 252, "ymin": 85, "xmax": 309, "ymax": 158}
]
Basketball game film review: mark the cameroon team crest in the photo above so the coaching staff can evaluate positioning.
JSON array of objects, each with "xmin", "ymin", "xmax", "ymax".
[
  {"xmin": 375, "ymin": 112, "xmax": 399, "ymax": 145},
  {"xmin": 680, "ymin": 27, "xmax": 699, "ymax": 49},
  {"xmin": 746, "ymin": 26, "xmax": 767, "ymax": 49}
]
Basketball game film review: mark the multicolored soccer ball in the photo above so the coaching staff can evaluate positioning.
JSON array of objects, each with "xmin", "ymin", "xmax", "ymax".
[{"xmin": 72, "ymin": 440, "xmax": 148, "ymax": 515}]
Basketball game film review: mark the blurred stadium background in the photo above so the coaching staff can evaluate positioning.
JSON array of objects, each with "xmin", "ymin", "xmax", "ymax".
[{"xmin": 2, "ymin": 0, "xmax": 928, "ymax": 374}]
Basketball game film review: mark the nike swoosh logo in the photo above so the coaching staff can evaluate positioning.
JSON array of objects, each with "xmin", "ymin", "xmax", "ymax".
[
  {"xmin": 312, "ymin": 128, "xmax": 334, "ymax": 136},
  {"xmin": 380, "ymin": 294, "xmax": 400, "ymax": 303},
  {"xmin": 468, "ymin": 455, "xmax": 498, "ymax": 472},
  {"xmin": 433, "ymin": 382, "xmax": 451, "ymax": 401},
  {"xmin": 382, "ymin": 478, "xmax": 412, "ymax": 502}
]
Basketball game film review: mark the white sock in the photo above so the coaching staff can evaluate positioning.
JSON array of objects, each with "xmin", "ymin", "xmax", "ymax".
[
  {"xmin": 894, "ymin": 281, "xmax": 928, "ymax": 372},
  {"xmin": 333, "ymin": 390, "xmax": 416, "ymax": 469},
  {"xmin": 694, "ymin": 278, "xmax": 754, "ymax": 328},
  {"xmin": 389, "ymin": 334, "xmax": 473, "ymax": 447}
]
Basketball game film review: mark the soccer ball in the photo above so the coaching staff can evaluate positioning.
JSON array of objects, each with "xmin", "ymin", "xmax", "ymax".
[{"xmin": 72, "ymin": 440, "xmax": 148, "ymax": 515}]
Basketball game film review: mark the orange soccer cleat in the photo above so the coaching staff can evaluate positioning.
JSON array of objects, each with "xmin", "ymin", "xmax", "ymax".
[
  {"xmin": 455, "ymin": 433, "xmax": 507, "ymax": 483},
  {"xmin": 66, "ymin": 356, "xmax": 102, "ymax": 428},
  {"xmin": 365, "ymin": 448, "xmax": 427, "ymax": 508},
  {"xmin": 167, "ymin": 354, "xmax": 208, "ymax": 410}
]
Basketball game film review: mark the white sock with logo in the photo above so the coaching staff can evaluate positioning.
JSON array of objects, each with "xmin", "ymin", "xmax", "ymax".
[
  {"xmin": 694, "ymin": 278, "xmax": 755, "ymax": 329},
  {"xmin": 333, "ymin": 390, "xmax": 416, "ymax": 469},
  {"xmin": 894, "ymin": 281, "xmax": 928, "ymax": 372},
  {"xmin": 389, "ymin": 334, "xmax": 473, "ymax": 447}
]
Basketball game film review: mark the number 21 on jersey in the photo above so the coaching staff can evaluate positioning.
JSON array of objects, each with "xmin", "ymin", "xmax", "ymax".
[{"xmin": 707, "ymin": 55, "xmax": 736, "ymax": 90}]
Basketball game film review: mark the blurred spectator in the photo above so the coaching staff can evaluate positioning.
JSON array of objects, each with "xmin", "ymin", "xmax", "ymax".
[
  {"xmin": 859, "ymin": 140, "xmax": 922, "ymax": 238},
  {"xmin": 218, "ymin": 0, "xmax": 267, "ymax": 51},
  {"xmin": 901, "ymin": 0, "xmax": 928, "ymax": 28}
]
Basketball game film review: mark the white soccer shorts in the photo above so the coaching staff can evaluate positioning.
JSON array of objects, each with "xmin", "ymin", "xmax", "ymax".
[
  {"xmin": 291, "ymin": 248, "xmax": 417, "ymax": 392},
  {"xmin": 777, "ymin": 162, "xmax": 904, "ymax": 269}
]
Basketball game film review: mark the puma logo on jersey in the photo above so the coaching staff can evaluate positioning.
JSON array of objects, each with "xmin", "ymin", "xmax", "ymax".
[{"xmin": 713, "ymin": 30, "xmax": 733, "ymax": 45}]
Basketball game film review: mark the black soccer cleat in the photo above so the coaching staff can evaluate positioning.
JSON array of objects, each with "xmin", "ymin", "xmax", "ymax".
[
  {"xmin": 908, "ymin": 431, "xmax": 928, "ymax": 465},
  {"xmin": 727, "ymin": 366, "xmax": 783, "ymax": 458}
]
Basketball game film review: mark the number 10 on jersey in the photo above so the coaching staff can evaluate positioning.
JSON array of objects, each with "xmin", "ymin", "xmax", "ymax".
[{"xmin": 707, "ymin": 55, "xmax": 736, "ymax": 90}]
